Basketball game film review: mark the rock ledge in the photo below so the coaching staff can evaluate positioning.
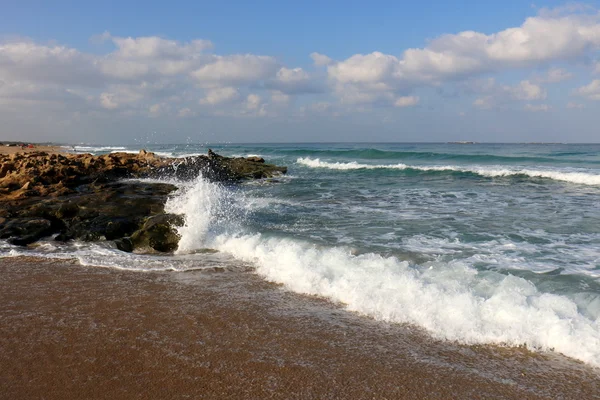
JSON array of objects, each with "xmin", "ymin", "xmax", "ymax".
[{"xmin": 0, "ymin": 150, "xmax": 286, "ymax": 253}]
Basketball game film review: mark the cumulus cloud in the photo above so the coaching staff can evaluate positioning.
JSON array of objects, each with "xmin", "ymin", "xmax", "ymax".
[
  {"xmin": 177, "ymin": 107, "xmax": 194, "ymax": 117},
  {"xmin": 149, "ymin": 103, "xmax": 165, "ymax": 117},
  {"xmin": 191, "ymin": 55, "xmax": 279, "ymax": 85},
  {"xmin": 310, "ymin": 52, "xmax": 333, "ymax": 66},
  {"xmin": 2, "ymin": 6, "xmax": 600, "ymax": 132},
  {"xmin": 324, "ymin": 9, "xmax": 600, "ymax": 104},
  {"xmin": 199, "ymin": 87, "xmax": 240, "ymax": 105},
  {"xmin": 468, "ymin": 78, "xmax": 547, "ymax": 110},
  {"xmin": 473, "ymin": 96, "xmax": 494, "ymax": 110},
  {"xmin": 574, "ymin": 79, "xmax": 600, "ymax": 100},
  {"xmin": 542, "ymin": 67, "xmax": 573, "ymax": 83},
  {"xmin": 0, "ymin": 41, "xmax": 102, "ymax": 86},
  {"xmin": 270, "ymin": 91, "xmax": 290, "ymax": 105},
  {"xmin": 509, "ymin": 80, "xmax": 547, "ymax": 100},
  {"xmin": 100, "ymin": 93, "xmax": 119, "ymax": 109},
  {"xmin": 524, "ymin": 103, "xmax": 551, "ymax": 112},
  {"xmin": 109, "ymin": 35, "xmax": 213, "ymax": 59},
  {"xmin": 394, "ymin": 96, "xmax": 419, "ymax": 107},
  {"xmin": 265, "ymin": 67, "xmax": 324, "ymax": 94},
  {"xmin": 567, "ymin": 101, "xmax": 585, "ymax": 109},
  {"xmin": 0, "ymin": 33, "xmax": 314, "ymax": 119},
  {"xmin": 242, "ymin": 94, "xmax": 268, "ymax": 117}
]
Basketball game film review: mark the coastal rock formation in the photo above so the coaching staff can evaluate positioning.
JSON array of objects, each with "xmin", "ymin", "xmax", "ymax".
[
  {"xmin": 0, "ymin": 149, "xmax": 286, "ymax": 200},
  {"xmin": 0, "ymin": 150, "xmax": 286, "ymax": 253}
]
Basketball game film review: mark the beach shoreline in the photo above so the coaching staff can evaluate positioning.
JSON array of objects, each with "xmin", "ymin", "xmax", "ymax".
[
  {"xmin": 0, "ymin": 144, "xmax": 66, "ymax": 156},
  {"xmin": 1, "ymin": 256, "xmax": 598, "ymax": 399}
]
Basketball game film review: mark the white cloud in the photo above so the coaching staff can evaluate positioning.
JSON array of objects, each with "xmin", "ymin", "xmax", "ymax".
[
  {"xmin": 177, "ymin": 107, "xmax": 194, "ymax": 117},
  {"xmin": 543, "ymin": 67, "xmax": 573, "ymax": 83},
  {"xmin": 191, "ymin": 55, "xmax": 279, "ymax": 85},
  {"xmin": 245, "ymin": 94, "xmax": 261, "ymax": 110},
  {"xmin": 473, "ymin": 96, "xmax": 494, "ymax": 110},
  {"xmin": 100, "ymin": 92, "xmax": 118, "ymax": 109},
  {"xmin": 394, "ymin": 96, "xmax": 419, "ymax": 107},
  {"xmin": 2, "ymin": 6, "xmax": 600, "ymax": 133},
  {"xmin": 567, "ymin": 101, "xmax": 585, "ymax": 109},
  {"xmin": 0, "ymin": 41, "xmax": 102, "ymax": 86},
  {"xmin": 266, "ymin": 67, "xmax": 320, "ymax": 94},
  {"xmin": 98, "ymin": 85, "xmax": 146, "ymax": 110},
  {"xmin": 270, "ymin": 91, "xmax": 290, "ymax": 104},
  {"xmin": 324, "ymin": 10, "xmax": 600, "ymax": 104},
  {"xmin": 199, "ymin": 87, "xmax": 240, "ymax": 105},
  {"xmin": 276, "ymin": 67, "xmax": 309, "ymax": 83},
  {"xmin": 100, "ymin": 60, "xmax": 150, "ymax": 80},
  {"xmin": 524, "ymin": 103, "xmax": 551, "ymax": 112},
  {"xmin": 149, "ymin": 103, "xmax": 164, "ymax": 116},
  {"xmin": 109, "ymin": 35, "xmax": 212, "ymax": 59},
  {"xmin": 470, "ymin": 79, "xmax": 546, "ymax": 109},
  {"xmin": 509, "ymin": 80, "xmax": 547, "ymax": 100},
  {"xmin": 329, "ymin": 52, "xmax": 400, "ymax": 84},
  {"xmin": 310, "ymin": 52, "xmax": 333, "ymax": 66},
  {"xmin": 574, "ymin": 79, "xmax": 600, "ymax": 100}
]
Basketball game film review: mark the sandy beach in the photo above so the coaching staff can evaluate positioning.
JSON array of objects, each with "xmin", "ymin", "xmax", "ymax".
[
  {"xmin": 0, "ymin": 257, "xmax": 599, "ymax": 400},
  {"xmin": 0, "ymin": 144, "xmax": 65, "ymax": 156}
]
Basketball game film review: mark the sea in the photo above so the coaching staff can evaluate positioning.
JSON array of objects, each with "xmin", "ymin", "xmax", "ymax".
[{"xmin": 2, "ymin": 142, "xmax": 600, "ymax": 369}]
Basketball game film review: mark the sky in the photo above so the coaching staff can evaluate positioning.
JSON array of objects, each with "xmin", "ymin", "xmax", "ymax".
[{"xmin": 1, "ymin": 1, "xmax": 600, "ymax": 144}]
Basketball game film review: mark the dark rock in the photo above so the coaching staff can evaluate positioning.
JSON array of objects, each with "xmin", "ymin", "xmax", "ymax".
[
  {"xmin": 130, "ymin": 214, "xmax": 184, "ymax": 253},
  {"xmin": 56, "ymin": 202, "xmax": 79, "ymax": 219},
  {"xmin": 114, "ymin": 237, "xmax": 134, "ymax": 253},
  {"xmin": 0, "ymin": 218, "xmax": 55, "ymax": 246},
  {"xmin": 0, "ymin": 149, "xmax": 286, "ymax": 250},
  {"xmin": 55, "ymin": 232, "xmax": 74, "ymax": 242}
]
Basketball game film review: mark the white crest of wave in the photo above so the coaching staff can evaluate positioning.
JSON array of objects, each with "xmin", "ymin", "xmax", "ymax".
[
  {"xmin": 72, "ymin": 145, "xmax": 127, "ymax": 154},
  {"xmin": 213, "ymin": 233, "xmax": 600, "ymax": 367},
  {"xmin": 297, "ymin": 157, "xmax": 410, "ymax": 170},
  {"xmin": 165, "ymin": 176, "xmax": 224, "ymax": 253},
  {"xmin": 297, "ymin": 158, "xmax": 600, "ymax": 186}
]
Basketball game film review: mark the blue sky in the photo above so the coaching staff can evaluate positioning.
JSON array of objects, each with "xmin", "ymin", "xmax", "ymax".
[{"xmin": 1, "ymin": 1, "xmax": 600, "ymax": 143}]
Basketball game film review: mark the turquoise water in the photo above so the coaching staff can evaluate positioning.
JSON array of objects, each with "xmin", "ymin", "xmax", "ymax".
[{"xmin": 4, "ymin": 142, "xmax": 600, "ymax": 367}]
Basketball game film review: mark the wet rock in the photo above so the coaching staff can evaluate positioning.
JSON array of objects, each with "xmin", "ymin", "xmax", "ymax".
[
  {"xmin": 55, "ymin": 202, "xmax": 79, "ymax": 219},
  {"xmin": 114, "ymin": 237, "xmax": 134, "ymax": 253},
  {"xmin": 130, "ymin": 213, "xmax": 184, "ymax": 253},
  {"xmin": 0, "ymin": 218, "xmax": 55, "ymax": 246},
  {"xmin": 0, "ymin": 149, "xmax": 286, "ymax": 250}
]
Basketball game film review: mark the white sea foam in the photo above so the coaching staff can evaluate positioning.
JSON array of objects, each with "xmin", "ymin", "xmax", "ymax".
[
  {"xmin": 0, "ymin": 239, "xmax": 233, "ymax": 272},
  {"xmin": 73, "ymin": 145, "xmax": 128, "ymax": 154},
  {"xmin": 160, "ymin": 175, "xmax": 600, "ymax": 368},
  {"xmin": 213, "ymin": 233, "xmax": 600, "ymax": 367},
  {"xmin": 297, "ymin": 158, "xmax": 600, "ymax": 186}
]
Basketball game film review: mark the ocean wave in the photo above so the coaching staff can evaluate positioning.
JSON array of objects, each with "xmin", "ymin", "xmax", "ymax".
[
  {"xmin": 212, "ymin": 233, "xmax": 600, "ymax": 368},
  {"xmin": 70, "ymin": 146, "xmax": 129, "ymax": 155},
  {"xmin": 280, "ymin": 148, "xmax": 596, "ymax": 164},
  {"xmin": 160, "ymin": 174, "xmax": 600, "ymax": 368},
  {"xmin": 297, "ymin": 158, "xmax": 600, "ymax": 186}
]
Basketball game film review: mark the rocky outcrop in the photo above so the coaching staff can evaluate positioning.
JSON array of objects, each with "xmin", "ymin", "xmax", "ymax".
[
  {"xmin": 0, "ymin": 149, "xmax": 287, "ymax": 200},
  {"xmin": 0, "ymin": 150, "xmax": 286, "ymax": 253}
]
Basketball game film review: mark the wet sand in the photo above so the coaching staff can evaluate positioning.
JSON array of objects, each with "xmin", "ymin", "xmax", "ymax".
[
  {"xmin": 1, "ymin": 257, "xmax": 599, "ymax": 399},
  {"xmin": 0, "ymin": 144, "xmax": 65, "ymax": 156}
]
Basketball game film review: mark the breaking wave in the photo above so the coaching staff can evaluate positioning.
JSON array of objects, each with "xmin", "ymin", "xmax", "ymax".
[
  {"xmin": 165, "ymin": 174, "xmax": 600, "ymax": 368},
  {"xmin": 297, "ymin": 157, "xmax": 600, "ymax": 186}
]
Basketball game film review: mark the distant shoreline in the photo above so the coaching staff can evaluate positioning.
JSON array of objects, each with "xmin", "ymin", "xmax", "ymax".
[{"xmin": 0, "ymin": 143, "xmax": 65, "ymax": 156}]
